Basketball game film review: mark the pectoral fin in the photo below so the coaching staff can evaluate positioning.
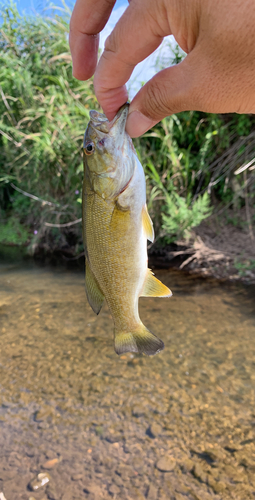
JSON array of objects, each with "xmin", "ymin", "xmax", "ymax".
[
  {"xmin": 141, "ymin": 269, "xmax": 172, "ymax": 297},
  {"xmin": 110, "ymin": 201, "xmax": 131, "ymax": 235},
  {"xmin": 142, "ymin": 205, "xmax": 154, "ymax": 242},
  {"xmin": 85, "ymin": 259, "xmax": 104, "ymax": 314}
]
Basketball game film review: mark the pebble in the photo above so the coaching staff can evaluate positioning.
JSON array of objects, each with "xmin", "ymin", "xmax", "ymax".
[
  {"xmin": 147, "ymin": 484, "xmax": 158, "ymax": 500},
  {"xmin": 84, "ymin": 483, "xmax": 103, "ymax": 495},
  {"xmin": 212, "ymin": 480, "xmax": 226, "ymax": 493},
  {"xmin": 109, "ymin": 483, "xmax": 120, "ymax": 495},
  {"xmin": 147, "ymin": 422, "xmax": 162, "ymax": 438},
  {"xmin": 181, "ymin": 459, "xmax": 194, "ymax": 473},
  {"xmin": 46, "ymin": 484, "xmax": 58, "ymax": 500},
  {"xmin": 0, "ymin": 470, "xmax": 16, "ymax": 481},
  {"xmin": 28, "ymin": 472, "xmax": 50, "ymax": 491},
  {"xmin": 34, "ymin": 408, "xmax": 53, "ymax": 422},
  {"xmin": 71, "ymin": 473, "xmax": 83, "ymax": 481},
  {"xmin": 156, "ymin": 456, "xmax": 176, "ymax": 472},
  {"xmin": 42, "ymin": 458, "xmax": 59, "ymax": 469},
  {"xmin": 132, "ymin": 406, "xmax": 145, "ymax": 417},
  {"xmin": 192, "ymin": 463, "xmax": 207, "ymax": 483}
]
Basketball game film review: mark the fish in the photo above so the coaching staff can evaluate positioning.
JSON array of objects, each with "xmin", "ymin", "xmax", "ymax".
[{"xmin": 82, "ymin": 103, "xmax": 172, "ymax": 356}]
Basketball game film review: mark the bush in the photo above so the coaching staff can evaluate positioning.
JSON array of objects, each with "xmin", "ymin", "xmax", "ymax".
[{"xmin": 1, "ymin": 3, "xmax": 255, "ymax": 250}]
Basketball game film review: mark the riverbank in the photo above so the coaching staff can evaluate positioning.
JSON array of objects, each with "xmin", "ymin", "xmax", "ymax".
[
  {"xmin": 153, "ymin": 206, "xmax": 255, "ymax": 285},
  {"xmin": 1, "ymin": 207, "xmax": 255, "ymax": 286}
]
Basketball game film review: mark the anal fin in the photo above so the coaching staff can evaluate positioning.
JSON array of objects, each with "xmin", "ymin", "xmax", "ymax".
[
  {"xmin": 85, "ymin": 259, "xmax": 104, "ymax": 314},
  {"xmin": 141, "ymin": 269, "xmax": 172, "ymax": 298},
  {"xmin": 142, "ymin": 205, "xmax": 154, "ymax": 242}
]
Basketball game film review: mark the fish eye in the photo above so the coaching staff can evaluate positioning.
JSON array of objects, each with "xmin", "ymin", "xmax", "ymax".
[{"xmin": 84, "ymin": 142, "xmax": 95, "ymax": 155}]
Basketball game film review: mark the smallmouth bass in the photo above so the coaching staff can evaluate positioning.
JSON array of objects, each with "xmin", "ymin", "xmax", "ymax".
[{"xmin": 82, "ymin": 104, "xmax": 172, "ymax": 355}]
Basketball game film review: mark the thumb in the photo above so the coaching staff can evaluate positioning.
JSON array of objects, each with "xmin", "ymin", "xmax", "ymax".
[{"xmin": 126, "ymin": 54, "xmax": 204, "ymax": 137}]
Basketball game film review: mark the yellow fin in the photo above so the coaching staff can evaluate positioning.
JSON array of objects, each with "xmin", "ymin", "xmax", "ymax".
[
  {"xmin": 85, "ymin": 259, "xmax": 104, "ymax": 315},
  {"xmin": 141, "ymin": 269, "xmax": 172, "ymax": 297},
  {"xmin": 142, "ymin": 205, "xmax": 154, "ymax": 242},
  {"xmin": 114, "ymin": 323, "xmax": 164, "ymax": 356}
]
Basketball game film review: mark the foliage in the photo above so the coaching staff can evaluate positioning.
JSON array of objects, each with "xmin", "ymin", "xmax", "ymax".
[
  {"xmin": 0, "ymin": 217, "xmax": 29, "ymax": 245},
  {"xmin": 162, "ymin": 192, "xmax": 212, "ymax": 242},
  {"xmin": 1, "ymin": 3, "xmax": 255, "ymax": 250},
  {"xmin": 234, "ymin": 259, "xmax": 255, "ymax": 277},
  {"xmin": 0, "ymin": 2, "xmax": 98, "ymax": 246}
]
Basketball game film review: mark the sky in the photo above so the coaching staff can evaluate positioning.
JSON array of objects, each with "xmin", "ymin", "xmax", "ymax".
[{"xmin": 3, "ymin": 0, "xmax": 184, "ymax": 98}]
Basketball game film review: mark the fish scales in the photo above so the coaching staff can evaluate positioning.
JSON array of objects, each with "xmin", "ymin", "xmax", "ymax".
[{"xmin": 82, "ymin": 104, "xmax": 172, "ymax": 355}]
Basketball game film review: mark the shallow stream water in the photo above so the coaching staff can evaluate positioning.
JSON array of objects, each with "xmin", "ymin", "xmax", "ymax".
[{"xmin": 0, "ymin": 255, "xmax": 255, "ymax": 500}]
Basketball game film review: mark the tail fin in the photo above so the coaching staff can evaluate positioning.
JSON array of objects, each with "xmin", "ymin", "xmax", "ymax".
[{"xmin": 114, "ymin": 323, "xmax": 164, "ymax": 356}]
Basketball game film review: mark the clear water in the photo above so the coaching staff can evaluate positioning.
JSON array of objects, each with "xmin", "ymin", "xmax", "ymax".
[{"xmin": 0, "ymin": 257, "xmax": 255, "ymax": 500}]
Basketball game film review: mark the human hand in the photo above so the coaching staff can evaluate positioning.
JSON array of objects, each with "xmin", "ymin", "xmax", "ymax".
[{"xmin": 69, "ymin": 0, "xmax": 255, "ymax": 137}]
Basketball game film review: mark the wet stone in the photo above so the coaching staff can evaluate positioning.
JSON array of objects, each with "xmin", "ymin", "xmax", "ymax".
[
  {"xmin": 71, "ymin": 473, "xmax": 83, "ymax": 481},
  {"xmin": 132, "ymin": 406, "xmax": 145, "ymax": 418},
  {"xmin": 0, "ymin": 470, "xmax": 16, "ymax": 481},
  {"xmin": 46, "ymin": 483, "xmax": 58, "ymax": 500},
  {"xmin": 156, "ymin": 457, "xmax": 176, "ymax": 472},
  {"xmin": 42, "ymin": 458, "xmax": 59, "ymax": 470},
  {"xmin": 109, "ymin": 483, "xmax": 120, "ymax": 495},
  {"xmin": 204, "ymin": 447, "xmax": 225, "ymax": 461},
  {"xmin": 174, "ymin": 494, "xmax": 186, "ymax": 500},
  {"xmin": 105, "ymin": 434, "xmax": 123, "ymax": 443},
  {"xmin": 29, "ymin": 472, "xmax": 50, "ymax": 491},
  {"xmin": 212, "ymin": 480, "xmax": 226, "ymax": 493},
  {"xmin": 34, "ymin": 408, "xmax": 54, "ymax": 422},
  {"xmin": 181, "ymin": 459, "xmax": 194, "ymax": 473},
  {"xmin": 192, "ymin": 463, "xmax": 207, "ymax": 483},
  {"xmin": 147, "ymin": 483, "xmax": 158, "ymax": 500},
  {"xmin": 147, "ymin": 423, "xmax": 162, "ymax": 438},
  {"xmin": 207, "ymin": 475, "xmax": 217, "ymax": 488}
]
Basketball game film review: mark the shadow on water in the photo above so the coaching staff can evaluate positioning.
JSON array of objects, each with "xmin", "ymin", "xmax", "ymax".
[{"xmin": 0, "ymin": 245, "xmax": 255, "ymax": 500}]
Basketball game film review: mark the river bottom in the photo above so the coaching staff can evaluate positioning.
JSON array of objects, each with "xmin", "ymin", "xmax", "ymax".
[{"xmin": 0, "ymin": 263, "xmax": 255, "ymax": 500}]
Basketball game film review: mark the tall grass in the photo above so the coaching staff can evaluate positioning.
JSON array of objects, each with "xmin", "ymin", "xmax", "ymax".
[
  {"xmin": 1, "ymin": 3, "xmax": 255, "ymax": 251},
  {"xmin": 0, "ymin": 3, "xmax": 99, "ymax": 249}
]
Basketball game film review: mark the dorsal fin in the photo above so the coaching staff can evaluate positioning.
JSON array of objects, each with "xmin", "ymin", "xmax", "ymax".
[
  {"xmin": 142, "ymin": 205, "xmax": 154, "ymax": 242},
  {"xmin": 140, "ymin": 269, "xmax": 172, "ymax": 297}
]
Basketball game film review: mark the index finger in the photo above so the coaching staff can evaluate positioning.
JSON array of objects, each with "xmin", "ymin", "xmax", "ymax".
[
  {"xmin": 94, "ymin": 0, "xmax": 170, "ymax": 119},
  {"xmin": 69, "ymin": 0, "xmax": 116, "ymax": 80}
]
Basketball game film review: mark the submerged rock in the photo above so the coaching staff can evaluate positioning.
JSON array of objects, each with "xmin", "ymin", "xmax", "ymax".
[
  {"xmin": 147, "ymin": 422, "xmax": 162, "ymax": 438},
  {"xmin": 42, "ymin": 458, "xmax": 59, "ymax": 470},
  {"xmin": 156, "ymin": 456, "xmax": 176, "ymax": 472},
  {"xmin": 28, "ymin": 472, "xmax": 50, "ymax": 491}
]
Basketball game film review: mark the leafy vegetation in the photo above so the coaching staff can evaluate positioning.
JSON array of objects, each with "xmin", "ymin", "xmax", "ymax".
[{"xmin": 1, "ymin": 3, "xmax": 255, "ymax": 253}]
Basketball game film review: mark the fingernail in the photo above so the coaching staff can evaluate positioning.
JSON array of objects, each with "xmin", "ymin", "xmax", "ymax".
[{"xmin": 126, "ymin": 110, "xmax": 156, "ymax": 138}]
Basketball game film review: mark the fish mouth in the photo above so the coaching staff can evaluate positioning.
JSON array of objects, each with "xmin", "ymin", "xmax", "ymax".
[
  {"xmin": 108, "ymin": 103, "xmax": 129, "ymax": 132},
  {"xmin": 89, "ymin": 103, "xmax": 129, "ymax": 134}
]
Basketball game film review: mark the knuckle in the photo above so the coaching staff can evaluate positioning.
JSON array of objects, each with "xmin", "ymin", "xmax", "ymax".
[{"xmin": 143, "ymin": 80, "xmax": 174, "ymax": 119}]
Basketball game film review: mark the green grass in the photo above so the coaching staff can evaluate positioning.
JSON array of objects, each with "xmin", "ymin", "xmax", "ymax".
[{"xmin": 0, "ymin": 2, "xmax": 255, "ymax": 251}]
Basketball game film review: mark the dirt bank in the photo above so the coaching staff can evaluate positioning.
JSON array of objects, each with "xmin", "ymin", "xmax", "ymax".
[{"xmin": 149, "ymin": 208, "xmax": 255, "ymax": 285}]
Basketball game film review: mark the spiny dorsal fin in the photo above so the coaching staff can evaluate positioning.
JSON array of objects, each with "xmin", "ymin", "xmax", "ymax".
[
  {"xmin": 140, "ymin": 269, "xmax": 172, "ymax": 298},
  {"xmin": 142, "ymin": 205, "xmax": 154, "ymax": 242},
  {"xmin": 85, "ymin": 259, "xmax": 104, "ymax": 314}
]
